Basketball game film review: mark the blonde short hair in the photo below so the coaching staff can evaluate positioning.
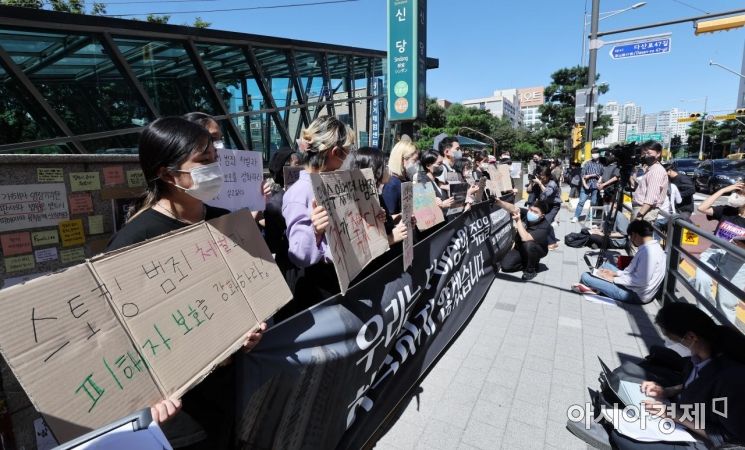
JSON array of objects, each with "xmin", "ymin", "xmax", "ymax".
[
  {"xmin": 388, "ymin": 140, "xmax": 418, "ymax": 177},
  {"xmin": 298, "ymin": 116, "xmax": 356, "ymax": 169}
]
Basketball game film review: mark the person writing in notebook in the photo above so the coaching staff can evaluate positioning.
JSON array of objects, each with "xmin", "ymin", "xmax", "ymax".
[
  {"xmin": 571, "ymin": 220, "xmax": 665, "ymax": 303},
  {"xmin": 611, "ymin": 302, "xmax": 745, "ymax": 449}
]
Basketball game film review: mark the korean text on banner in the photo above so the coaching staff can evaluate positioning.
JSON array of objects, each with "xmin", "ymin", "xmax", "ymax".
[
  {"xmin": 401, "ymin": 181, "xmax": 414, "ymax": 270},
  {"xmin": 208, "ymin": 149, "xmax": 265, "ymax": 212},
  {"xmin": 310, "ymin": 169, "xmax": 390, "ymax": 294},
  {"xmin": 0, "ymin": 184, "xmax": 70, "ymax": 233},
  {"xmin": 412, "ymin": 182, "xmax": 445, "ymax": 231},
  {"xmin": 0, "ymin": 210, "xmax": 292, "ymax": 443}
]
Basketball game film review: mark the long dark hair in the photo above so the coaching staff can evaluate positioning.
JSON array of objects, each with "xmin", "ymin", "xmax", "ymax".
[
  {"xmin": 351, "ymin": 147, "xmax": 386, "ymax": 185},
  {"xmin": 655, "ymin": 302, "xmax": 745, "ymax": 363},
  {"xmin": 182, "ymin": 111, "xmax": 217, "ymax": 130},
  {"xmin": 421, "ymin": 150, "xmax": 440, "ymax": 173},
  {"xmin": 536, "ymin": 166, "xmax": 553, "ymax": 182},
  {"xmin": 128, "ymin": 117, "xmax": 211, "ymax": 221}
]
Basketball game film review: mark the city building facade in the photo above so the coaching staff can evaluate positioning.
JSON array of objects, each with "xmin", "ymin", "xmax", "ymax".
[{"xmin": 462, "ymin": 86, "xmax": 545, "ymax": 129}]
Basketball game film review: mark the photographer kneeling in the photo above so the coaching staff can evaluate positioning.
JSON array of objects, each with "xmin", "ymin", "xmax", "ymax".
[
  {"xmin": 494, "ymin": 197, "xmax": 551, "ymax": 281},
  {"xmin": 572, "ymin": 220, "xmax": 665, "ymax": 303}
]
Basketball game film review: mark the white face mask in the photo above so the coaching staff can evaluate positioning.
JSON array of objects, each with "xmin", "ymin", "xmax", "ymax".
[
  {"xmin": 663, "ymin": 338, "xmax": 691, "ymax": 358},
  {"xmin": 727, "ymin": 192, "xmax": 745, "ymax": 208},
  {"xmin": 453, "ymin": 150, "xmax": 463, "ymax": 160},
  {"xmin": 591, "ymin": 153, "xmax": 600, "ymax": 160},
  {"xmin": 213, "ymin": 140, "xmax": 225, "ymax": 150},
  {"xmin": 175, "ymin": 162, "xmax": 224, "ymax": 201}
]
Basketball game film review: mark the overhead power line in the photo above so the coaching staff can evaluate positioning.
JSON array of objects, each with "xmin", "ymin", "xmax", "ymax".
[
  {"xmin": 103, "ymin": 0, "xmax": 362, "ymax": 17},
  {"xmin": 671, "ymin": 0, "xmax": 709, "ymax": 15}
]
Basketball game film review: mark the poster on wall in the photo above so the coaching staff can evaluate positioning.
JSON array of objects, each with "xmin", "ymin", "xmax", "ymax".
[{"xmin": 0, "ymin": 184, "xmax": 70, "ymax": 233}]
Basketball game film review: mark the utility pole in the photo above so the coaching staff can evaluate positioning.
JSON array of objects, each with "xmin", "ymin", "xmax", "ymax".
[
  {"xmin": 584, "ymin": 0, "xmax": 600, "ymax": 160},
  {"xmin": 699, "ymin": 96, "xmax": 708, "ymax": 160}
]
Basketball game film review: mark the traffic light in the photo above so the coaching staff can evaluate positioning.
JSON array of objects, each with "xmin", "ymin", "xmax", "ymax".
[
  {"xmin": 736, "ymin": 108, "xmax": 745, "ymax": 116},
  {"xmin": 689, "ymin": 113, "xmax": 702, "ymax": 119},
  {"xmin": 695, "ymin": 14, "xmax": 745, "ymax": 35},
  {"xmin": 572, "ymin": 125, "xmax": 584, "ymax": 149}
]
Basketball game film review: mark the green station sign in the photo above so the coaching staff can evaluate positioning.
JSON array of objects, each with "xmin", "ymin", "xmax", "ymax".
[{"xmin": 387, "ymin": 0, "xmax": 426, "ymax": 122}]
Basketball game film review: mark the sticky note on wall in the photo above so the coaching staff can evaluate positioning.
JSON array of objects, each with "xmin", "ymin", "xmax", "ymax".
[{"xmin": 58, "ymin": 220, "xmax": 85, "ymax": 247}]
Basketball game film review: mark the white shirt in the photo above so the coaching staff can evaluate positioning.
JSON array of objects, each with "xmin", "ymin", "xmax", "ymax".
[{"xmin": 613, "ymin": 240, "xmax": 666, "ymax": 302}]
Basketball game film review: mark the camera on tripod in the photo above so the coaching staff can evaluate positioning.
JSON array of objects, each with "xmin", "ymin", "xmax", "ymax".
[{"xmin": 609, "ymin": 142, "xmax": 643, "ymax": 169}]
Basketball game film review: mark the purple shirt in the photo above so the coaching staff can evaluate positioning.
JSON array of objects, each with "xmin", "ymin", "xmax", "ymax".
[{"xmin": 282, "ymin": 170, "xmax": 331, "ymax": 268}]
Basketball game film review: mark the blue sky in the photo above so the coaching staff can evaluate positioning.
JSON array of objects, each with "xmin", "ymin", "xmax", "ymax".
[{"xmin": 104, "ymin": 0, "xmax": 745, "ymax": 115}]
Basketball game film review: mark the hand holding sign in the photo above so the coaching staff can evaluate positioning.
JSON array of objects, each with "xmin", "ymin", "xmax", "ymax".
[{"xmin": 311, "ymin": 200, "xmax": 330, "ymax": 237}]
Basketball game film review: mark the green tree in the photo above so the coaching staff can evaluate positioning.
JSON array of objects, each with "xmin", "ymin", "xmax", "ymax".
[
  {"xmin": 192, "ymin": 17, "xmax": 212, "ymax": 29},
  {"xmin": 539, "ymin": 66, "xmax": 611, "ymax": 150},
  {"xmin": 686, "ymin": 119, "xmax": 713, "ymax": 157},
  {"xmin": 146, "ymin": 13, "xmax": 171, "ymax": 24},
  {"xmin": 713, "ymin": 119, "xmax": 745, "ymax": 155},
  {"xmin": 1, "ymin": 0, "xmax": 106, "ymax": 14}
]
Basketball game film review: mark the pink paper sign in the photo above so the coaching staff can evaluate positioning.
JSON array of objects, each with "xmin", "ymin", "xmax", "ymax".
[
  {"xmin": 102, "ymin": 166, "xmax": 125, "ymax": 186},
  {"xmin": 68, "ymin": 193, "xmax": 93, "ymax": 215},
  {"xmin": 1, "ymin": 232, "xmax": 32, "ymax": 256}
]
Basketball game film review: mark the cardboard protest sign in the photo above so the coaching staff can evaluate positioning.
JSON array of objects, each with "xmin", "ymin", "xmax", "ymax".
[
  {"xmin": 208, "ymin": 149, "xmax": 266, "ymax": 212},
  {"xmin": 473, "ymin": 177, "xmax": 487, "ymax": 203},
  {"xmin": 310, "ymin": 169, "xmax": 390, "ymax": 294},
  {"xmin": 283, "ymin": 166, "xmax": 303, "ymax": 188},
  {"xmin": 447, "ymin": 183, "xmax": 468, "ymax": 216},
  {"xmin": 0, "ymin": 210, "xmax": 292, "ymax": 442},
  {"xmin": 496, "ymin": 164, "xmax": 513, "ymax": 192},
  {"xmin": 401, "ymin": 182, "xmax": 414, "ymax": 271},
  {"xmin": 412, "ymin": 182, "xmax": 445, "ymax": 232},
  {"xmin": 0, "ymin": 184, "xmax": 69, "ymax": 232},
  {"xmin": 485, "ymin": 166, "xmax": 512, "ymax": 195}
]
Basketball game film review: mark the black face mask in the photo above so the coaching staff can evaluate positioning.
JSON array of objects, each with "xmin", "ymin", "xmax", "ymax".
[
  {"xmin": 500, "ymin": 158, "xmax": 511, "ymax": 164},
  {"xmin": 432, "ymin": 166, "xmax": 444, "ymax": 176},
  {"xmin": 643, "ymin": 155, "xmax": 658, "ymax": 166}
]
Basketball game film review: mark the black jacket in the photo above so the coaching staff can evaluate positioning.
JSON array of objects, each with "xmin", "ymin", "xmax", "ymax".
[{"xmin": 670, "ymin": 173, "xmax": 696, "ymax": 213}]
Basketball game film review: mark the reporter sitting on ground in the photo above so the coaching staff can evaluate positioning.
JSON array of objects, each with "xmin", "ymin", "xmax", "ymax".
[
  {"xmin": 572, "ymin": 220, "xmax": 665, "ymax": 303},
  {"xmin": 493, "ymin": 197, "xmax": 551, "ymax": 281},
  {"xmin": 613, "ymin": 302, "xmax": 745, "ymax": 449}
]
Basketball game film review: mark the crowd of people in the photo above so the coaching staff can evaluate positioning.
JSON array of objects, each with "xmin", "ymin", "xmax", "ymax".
[{"xmin": 103, "ymin": 112, "xmax": 745, "ymax": 449}]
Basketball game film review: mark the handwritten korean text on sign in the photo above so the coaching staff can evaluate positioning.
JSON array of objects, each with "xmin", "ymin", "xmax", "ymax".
[
  {"xmin": 401, "ymin": 181, "xmax": 414, "ymax": 270},
  {"xmin": 0, "ymin": 184, "xmax": 70, "ymax": 233},
  {"xmin": 207, "ymin": 149, "xmax": 265, "ymax": 212},
  {"xmin": 59, "ymin": 219, "xmax": 85, "ymax": 247},
  {"xmin": 70, "ymin": 173, "xmax": 101, "ymax": 192},
  {"xmin": 1, "ymin": 232, "xmax": 32, "ymax": 256},
  {"xmin": 412, "ymin": 182, "xmax": 445, "ymax": 231},
  {"xmin": 37, "ymin": 168, "xmax": 64, "ymax": 183},
  {"xmin": 310, "ymin": 169, "xmax": 390, "ymax": 294}
]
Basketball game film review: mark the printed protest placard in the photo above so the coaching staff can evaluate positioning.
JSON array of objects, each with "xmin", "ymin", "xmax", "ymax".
[
  {"xmin": 59, "ymin": 219, "xmax": 85, "ymax": 247},
  {"xmin": 283, "ymin": 166, "xmax": 303, "ymax": 188},
  {"xmin": 447, "ymin": 183, "xmax": 468, "ymax": 216},
  {"xmin": 34, "ymin": 247, "xmax": 58, "ymax": 263},
  {"xmin": 32, "ymin": 230, "xmax": 59, "ymax": 247},
  {"xmin": 4, "ymin": 254, "xmax": 34, "ymax": 273},
  {"xmin": 401, "ymin": 182, "xmax": 414, "ymax": 270},
  {"xmin": 37, "ymin": 168, "xmax": 63, "ymax": 183},
  {"xmin": 412, "ymin": 182, "xmax": 445, "ymax": 231},
  {"xmin": 59, "ymin": 247, "xmax": 85, "ymax": 264},
  {"xmin": 69, "ymin": 172, "xmax": 101, "ymax": 192},
  {"xmin": 0, "ymin": 210, "xmax": 292, "ymax": 442},
  {"xmin": 1, "ymin": 231, "xmax": 32, "ymax": 256},
  {"xmin": 126, "ymin": 170, "xmax": 145, "ymax": 188},
  {"xmin": 445, "ymin": 172, "xmax": 462, "ymax": 183},
  {"xmin": 310, "ymin": 169, "xmax": 390, "ymax": 294},
  {"xmin": 102, "ymin": 166, "xmax": 126, "ymax": 186},
  {"xmin": 208, "ymin": 149, "xmax": 265, "ymax": 212},
  {"xmin": 88, "ymin": 215, "xmax": 104, "ymax": 235},
  {"xmin": 68, "ymin": 193, "xmax": 93, "ymax": 215},
  {"xmin": 0, "ymin": 184, "xmax": 69, "ymax": 232},
  {"xmin": 496, "ymin": 164, "xmax": 513, "ymax": 192}
]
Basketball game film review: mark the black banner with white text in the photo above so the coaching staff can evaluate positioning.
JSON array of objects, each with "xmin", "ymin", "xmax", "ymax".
[{"xmin": 234, "ymin": 202, "xmax": 514, "ymax": 449}]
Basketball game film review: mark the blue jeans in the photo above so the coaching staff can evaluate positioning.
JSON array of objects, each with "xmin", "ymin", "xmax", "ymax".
[
  {"xmin": 574, "ymin": 187, "xmax": 599, "ymax": 219},
  {"xmin": 579, "ymin": 263, "xmax": 641, "ymax": 303}
]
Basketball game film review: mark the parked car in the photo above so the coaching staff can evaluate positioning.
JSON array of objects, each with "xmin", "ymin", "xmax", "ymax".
[
  {"xmin": 671, "ymin": 158, "xmax": 699, "ymax": 177},
  {"xmin": 693, "ymin": 159, "xmax": 745, "ymax": 193}
]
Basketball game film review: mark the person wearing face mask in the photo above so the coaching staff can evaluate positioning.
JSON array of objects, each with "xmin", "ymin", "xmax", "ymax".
[
  {"xmin": 533, "ymin": 166, "xmax": 562, "ymax": 250},
  {"xmin": 421, "ymin": 150, "xmax": 455, "ymax": 211},
  {"xmin": 382, "ymin": 140, "xmax": 420, "ymax": 215},
  {"xmin": 106, "ymin": 117, "xmax": 266, "ymax": 449},
  {"xmin": 570, "ymin": 302, "xmax": 745, "ymax": 450},
  {"xmin": 282, "ymin": 116, "xmax": 355, "ymax": 309},
  {"xmin": 629, "ymin": 140, "xmax": 668, "ymax": 223},
  {"xmin": 493, "ymin": 198, "xmax": 551, "ymax": 281},
  {"xmin": 692, "ymin": 180, "xmax": 745, "ymax": 324},
  {"xmin": 571, "ymin": 220, "xmax": 665, "ymax": 303},
  {"xmin": 571, "ymin": 149, "xmax": 604, "ymax": 223},
  {"xmin": 436, "ymin": 136, "xmax": 461, "ymax": 183}
]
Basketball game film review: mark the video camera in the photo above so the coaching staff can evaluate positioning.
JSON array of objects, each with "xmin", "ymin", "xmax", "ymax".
[{"xmin": 609, "ymin": 142, "xmax": 642, "ymax": 168}]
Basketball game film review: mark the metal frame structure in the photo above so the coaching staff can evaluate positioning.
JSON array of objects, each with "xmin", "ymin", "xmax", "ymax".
[{"xmin": 0, "ymin": 5, "xmax": 438, "ymax": 159}]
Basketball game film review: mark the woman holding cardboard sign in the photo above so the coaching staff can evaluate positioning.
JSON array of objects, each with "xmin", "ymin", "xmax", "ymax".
[
  {"xmin": 421, "ymin": 150, "xmax": 454, "ymax": 210},
  {"xmin": 106, "ymin": 117, "xmax": 265, "ymax": 449},
  {"xmin": 282, "ymin": 116, "xmax": 355, "ymax": 310}
]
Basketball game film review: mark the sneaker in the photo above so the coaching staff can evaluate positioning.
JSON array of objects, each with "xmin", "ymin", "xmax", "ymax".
[
  {"xmin": 570, "ymin": 217, "xmax": 578, "ymax": 223},
  {"xmin": 571, "ymin": 283, "xmax": 597, "ymax": 294},
  {"xmin": 548, "ymin": 243, "xmax": 559, "ymax": 251},
  {"xmin": 522, "ymin": 271, "xmax": 537, "ymax": 281}
]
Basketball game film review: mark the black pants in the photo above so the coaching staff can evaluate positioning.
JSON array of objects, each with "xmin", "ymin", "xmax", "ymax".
[
  {"xmin": 545, "ymin": 204, "xmax": 560, "ymax": 245},
  {"xmin": 500, "ymin": 241, "xmax": 548, "ymax": 273}
]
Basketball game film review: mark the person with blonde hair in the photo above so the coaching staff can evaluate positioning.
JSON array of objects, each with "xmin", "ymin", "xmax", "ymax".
[
  {"xmin": 282, "ymin": 116, "xmax": 356, "ymax": 308},
  {"xmin": 382, "ymin": 140, "xmax": 420, "ymax": 214}
]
